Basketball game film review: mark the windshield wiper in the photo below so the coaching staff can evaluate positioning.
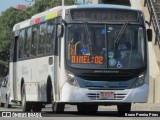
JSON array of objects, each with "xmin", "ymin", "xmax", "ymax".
[
  {"xmin": 83, "ymin": 22, "xmax": 93, "ymax": 55},
  {"xmin": 114, "ymin": 21, "xmax": 128, "ymax": 45}
]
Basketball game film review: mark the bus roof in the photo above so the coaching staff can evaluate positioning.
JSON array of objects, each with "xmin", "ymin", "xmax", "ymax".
[
  {"xmin": 13, "ymin": 6, "xmax": 63, "ymax": 32},
  {"xmin": 66, "ymin": 3, "xmax": 142, "ymax": 11},
  {"xmin": 13, "ymin": 3, "xmax": 141, "ymax": 32},
  {"xmin": 13, "ymin": 19, "xmax": 31, "ymax": 32},
  {"xmin": 31, "ymin": 6, "xmax": 63, "ymax": 19}
]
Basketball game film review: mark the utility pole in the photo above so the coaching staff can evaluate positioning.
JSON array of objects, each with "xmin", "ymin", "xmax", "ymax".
[
  {"xmin": 62, "ymin": 0, "xmax": 64, "ymax": 6},
  {"xmin": 83, "ymin": 0, "xmax": 85, "ymax": 4}
]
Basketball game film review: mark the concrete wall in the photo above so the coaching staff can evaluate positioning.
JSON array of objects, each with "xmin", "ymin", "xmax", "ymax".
[{"xmin": 140, "ymin": 0, "xmax": 160, "ymax": 103}]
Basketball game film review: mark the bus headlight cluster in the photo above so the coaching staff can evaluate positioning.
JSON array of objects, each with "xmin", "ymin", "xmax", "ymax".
[
  {"xmin": 66, "ymin": 71, "xmax": 79, "ymax": 87},
  {"xmin": 133, "ymin": 73, "xmax": 145, "ymax": 88}
]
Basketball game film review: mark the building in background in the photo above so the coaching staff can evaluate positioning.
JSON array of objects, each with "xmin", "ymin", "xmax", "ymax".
[{"xmin": 16, "ymin": 5, "xmax": 27, "ymax": 10}]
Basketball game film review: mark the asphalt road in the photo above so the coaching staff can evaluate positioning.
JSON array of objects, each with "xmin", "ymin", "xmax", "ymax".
[{"xmin": 0, "ymin": 104, "xmax": 160, "ymax": 120}]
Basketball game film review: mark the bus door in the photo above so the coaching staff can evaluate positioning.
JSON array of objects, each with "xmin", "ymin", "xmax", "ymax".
[
  {"xmin": 12, "ymin": 35, "xmax": 18, "ymax": 100},
  {"xmin": 53, "ymin": 17, "xmax": 63, "ymax": 101}
]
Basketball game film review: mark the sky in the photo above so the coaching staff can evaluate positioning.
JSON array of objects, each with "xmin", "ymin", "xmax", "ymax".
[
  {"xmin": 0, "ymin": 0, "xmax": 92, "ymax": 13},
  {"xmin": 0, "ymin": 0, "xmax": 33, "ymax": 13}
]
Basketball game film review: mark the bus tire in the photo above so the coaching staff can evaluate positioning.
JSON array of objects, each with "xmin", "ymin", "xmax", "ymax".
[
  {"xmin": 77, "ymin": 104, "xmax": 87, "ymax": 114},
  {"xmin": 52, "ymin": 102, "xmax": 65, "ymax": 113},
  {"xmin": 21, "ymin": 84, "xmax": 32, "ymax": 112},
  {"xmin": 32, "ymin": 103, "xmax": 42, "ymax": 112},
  {"xmin": 77, "ymin": 104, "xmax": 98, "ymax": 114},
  {"xmin": 86, "ymin": 105, "xmax": 98, "ymax": 114},
  {"xmin": 117, "ymin": 103, "xmax": 131, "ymax": 115},
  {"xmin": 47, "ymin": 78, "xmax": 52, "ymax": 103},
  {"xmin": 0, "ymin": 97, "xmax": 4, "ymax": 107}
]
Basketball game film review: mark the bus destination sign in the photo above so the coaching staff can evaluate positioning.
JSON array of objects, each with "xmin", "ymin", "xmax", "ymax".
[{"xmin": 70, "ymin": 9, "xmax": 138, "ymax": 22}]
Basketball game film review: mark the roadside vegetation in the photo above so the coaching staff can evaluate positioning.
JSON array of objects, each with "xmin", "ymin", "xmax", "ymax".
[{"xmin": 0, "ymin": 0, "xmax": 74, "ymax": 77}]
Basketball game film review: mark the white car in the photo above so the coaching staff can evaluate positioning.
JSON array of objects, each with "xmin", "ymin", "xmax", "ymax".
[{"xmin": 0, "ymin": 76, "xmax": 13, "ymax": 108}]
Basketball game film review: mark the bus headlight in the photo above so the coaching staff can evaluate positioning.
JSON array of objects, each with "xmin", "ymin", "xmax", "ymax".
[
  {"xmin": 66, "ymin": 71, "xmax": 79, "ymax": 87},
  {"xmin": 133, "ymin": 73, "xmax": 146, "ymax": 88}
]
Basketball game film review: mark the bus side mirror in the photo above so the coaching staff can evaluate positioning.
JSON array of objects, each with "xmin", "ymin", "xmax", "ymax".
[
  {"xmin": 147, "ymin": 29, "xmax": 152, "ymax": 42},
  {"xmin": 57, "ymin": 24, "xmax": 64, "ymax": 38}
]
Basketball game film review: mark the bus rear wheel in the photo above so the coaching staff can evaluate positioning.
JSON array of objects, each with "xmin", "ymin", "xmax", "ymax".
[
  {"xmin": 117, "ymin": 103, "xmax": 131, "ymax": 115},
  {"xmin": 0, "ymin": 97, "xmax": 4, "ymax": 107},
  {"xmin": 21, "ymin": 84, "xmax": 32, "ymax": 112}
]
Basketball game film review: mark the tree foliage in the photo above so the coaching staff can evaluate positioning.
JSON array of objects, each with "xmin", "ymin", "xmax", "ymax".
[{"xmin": 0, "ymin": 0, "xmax": 74, "ymax": 77}]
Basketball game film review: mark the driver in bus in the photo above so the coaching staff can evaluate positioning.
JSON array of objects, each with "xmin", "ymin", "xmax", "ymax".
[
  {"xmin": 117, "ymin": 41, "xmax": 142, "ymax": 69},
  {"xmin": 116, "ymin": 38, "xmax": 131, "ymax": 69}
]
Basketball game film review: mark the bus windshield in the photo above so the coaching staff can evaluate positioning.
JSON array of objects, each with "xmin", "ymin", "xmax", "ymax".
[{"xmin": 66, "ymin": 24, "xmax": 146, "ymax": 69}]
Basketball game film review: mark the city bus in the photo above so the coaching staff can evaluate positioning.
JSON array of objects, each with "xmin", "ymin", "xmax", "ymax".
[{"xmin": 10, "ymin": 4, "xmax": 152, "ymax": 113}]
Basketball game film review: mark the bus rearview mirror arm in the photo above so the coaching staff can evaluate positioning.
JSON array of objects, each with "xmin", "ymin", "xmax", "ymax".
[
  {"xmin": 147, "ymin": 29, "xmax": 152, "ymax": 42},
  {"xmin": 145, "ymin": 20, "xmax": 152, "ymax": 42},
  {"xmin": 57, "ymin": 24, "xmax": 64, "ymax": 38}
]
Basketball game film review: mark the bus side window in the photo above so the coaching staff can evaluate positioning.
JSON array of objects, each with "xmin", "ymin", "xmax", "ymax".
[
  {"xmin": 46, "ymin": 20, "xmax": 55, "ymax": 54},
  {"xmin": 38, "ymin": 22, "xmax": 47, "ymax": 55},
  {"xmin": 24, "ymin": 27, "xmax": 31, "ymax": 58},
  {"xmin": 18, "ymin": 29, "xmax": 25, "ymax": 59},
  {"xmin": 31, "ymin": 25, "xmax": 39, "ymax": 57}
]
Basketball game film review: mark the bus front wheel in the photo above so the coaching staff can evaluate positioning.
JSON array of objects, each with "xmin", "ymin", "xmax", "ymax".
[
  {"xmin": 77, "ymin": 104, "xmax": 98, "ymax": 114},
  {"xmin": 117, "ymin": 103, "xmax": 131, "ymax": 115},
  {"xmin": 52, "ymin": 102, "xmax": 65, "ymax": 113},
  {"xmin": 32, "ymin": 103, "xmax": 42, "ymax": 112}
]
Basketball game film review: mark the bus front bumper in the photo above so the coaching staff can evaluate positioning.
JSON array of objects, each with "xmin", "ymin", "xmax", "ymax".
[{"xmin": 61, "ymin": 83, "xmax": 148, "ymax": 103}]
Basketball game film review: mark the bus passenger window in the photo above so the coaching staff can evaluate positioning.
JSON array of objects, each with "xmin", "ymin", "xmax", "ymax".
[
  {"xmin": 18, "ymin": 30, "xmax": 25, "ymax": 59},
  {"xmin": 38, "ymin": 22, "xmax": 47, "ymax": 55},
  {"xmin": 24, "ymin": 27, "xmax": 31, "ymax": 58},
  {"xmin": 46, "ymin": 20, "xmax": 55, "ymax": 54},
  {"xmin": 31, "ymin": 25, "xmax": 39, "ymax": 57}
]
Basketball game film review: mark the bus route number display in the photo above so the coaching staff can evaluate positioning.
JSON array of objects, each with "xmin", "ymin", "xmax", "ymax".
[
  {"xmin": 70, "ymin": 9, "xmax": 138, "ymax": 21},
  {"xmin": 71, "ymin": 55, "xmax": 103, "ymax": 64}
]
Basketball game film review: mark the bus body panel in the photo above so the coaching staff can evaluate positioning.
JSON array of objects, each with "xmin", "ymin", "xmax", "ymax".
[{"xmin": 11, "ymin": 56, "xmax": 56, "ymax": 102}]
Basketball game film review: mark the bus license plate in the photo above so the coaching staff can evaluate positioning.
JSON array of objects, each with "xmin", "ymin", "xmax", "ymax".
[{"xmin": 99, "ymin": 92, "xmax": 114, "ymax": 99}]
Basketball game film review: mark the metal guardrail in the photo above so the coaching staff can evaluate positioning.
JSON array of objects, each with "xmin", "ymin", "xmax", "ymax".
[{"xmin": 144, "ymin": 0, "xmax": 160, "ymax": 47}]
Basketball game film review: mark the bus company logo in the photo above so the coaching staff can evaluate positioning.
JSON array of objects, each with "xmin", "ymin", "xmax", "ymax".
[
  {"xmin": 2, "ymin": 112, "xmax": 12, "ymax": 117},
  {"xmin": 1, "ymin": 112, "xmax": 42, "ymax": 117},
  {"xmin": 94, "ymin": 70, "xmax": 120, "ymax": 74}
]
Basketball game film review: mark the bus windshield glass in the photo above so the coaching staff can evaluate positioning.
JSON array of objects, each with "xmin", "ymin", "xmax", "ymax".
[{"xmin": 66, "ymin": 24, "xmax": 146, "ymax": 69}]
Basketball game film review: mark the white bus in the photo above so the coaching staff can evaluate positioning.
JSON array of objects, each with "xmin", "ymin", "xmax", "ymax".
[{"xmin": 10, "ymin": 4, "xmax": 152, "ymax": 113}]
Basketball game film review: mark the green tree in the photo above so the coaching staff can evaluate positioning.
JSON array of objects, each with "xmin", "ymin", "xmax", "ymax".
[
  {"xmin": 0, "ymin": 0, "xmax": 75, "ymax": 76},
  {"xmin": 0, "ymin": 8, "xmax": 29, "ymax": 60}
]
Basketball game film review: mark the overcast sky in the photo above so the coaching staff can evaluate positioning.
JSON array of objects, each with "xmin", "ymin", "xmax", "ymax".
[{"xmin": 0, "ymin": 0, "xmax": 93, "ymax": 13}]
